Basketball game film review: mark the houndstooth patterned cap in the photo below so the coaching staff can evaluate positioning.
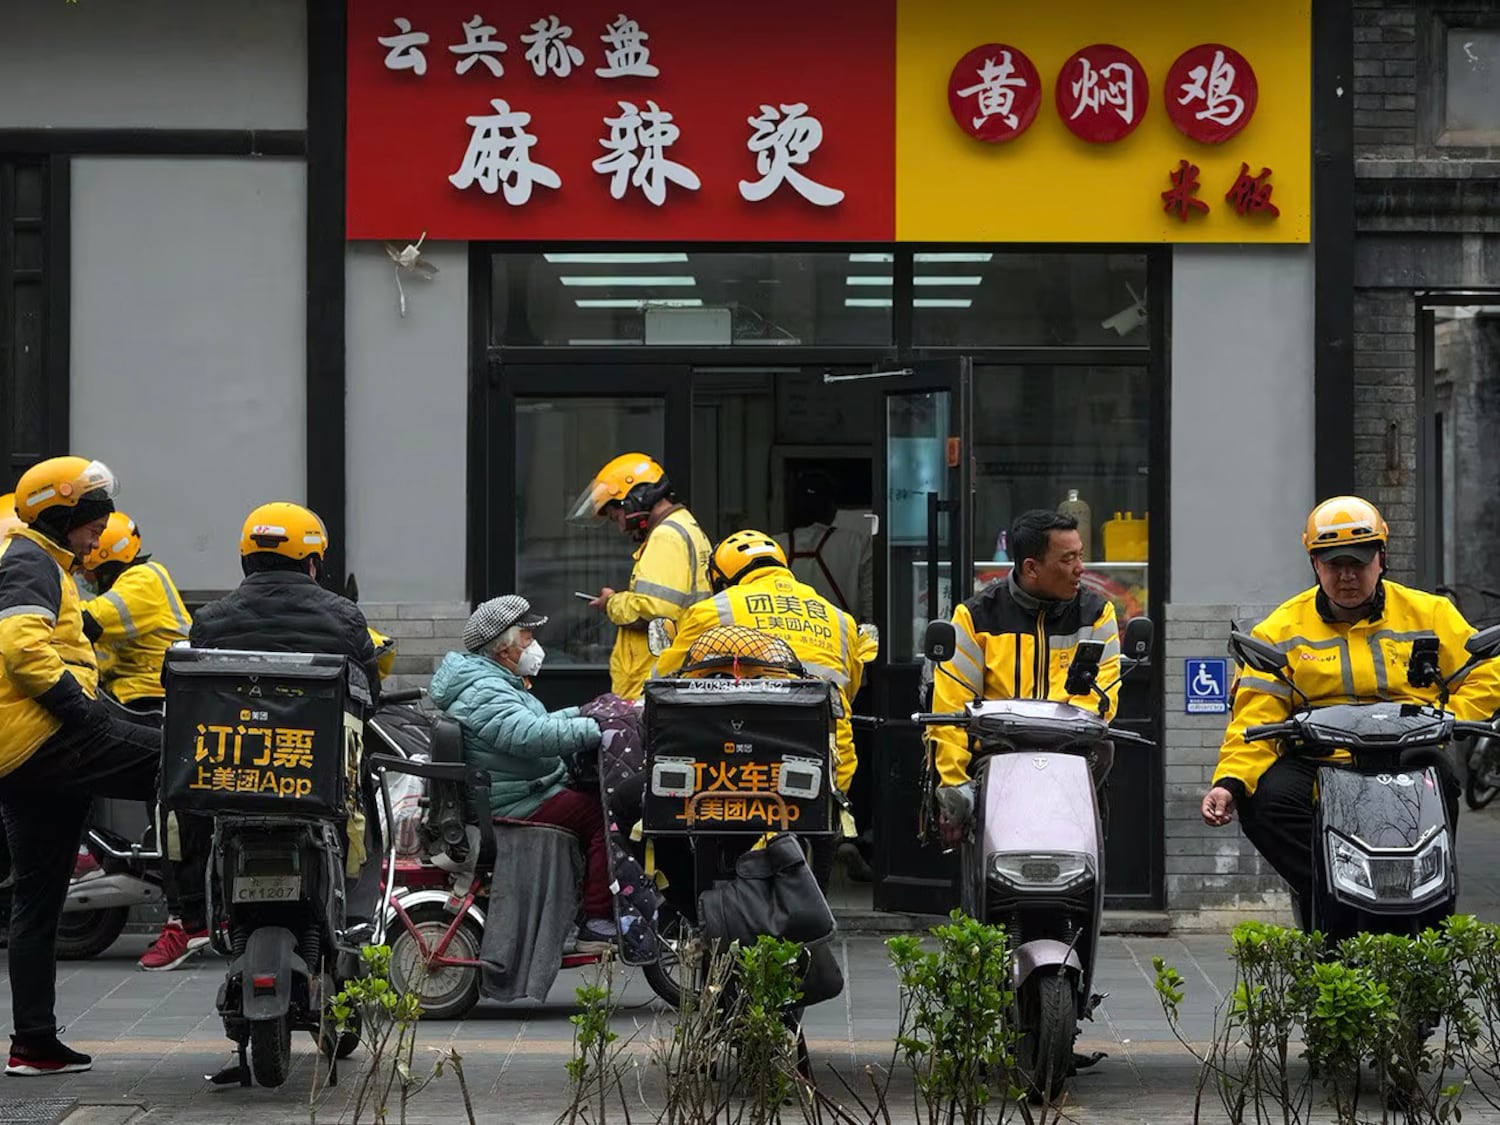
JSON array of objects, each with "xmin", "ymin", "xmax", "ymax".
[{"xmin": 462, "ymin": 594, "xmax": 549, "ymax": 653}]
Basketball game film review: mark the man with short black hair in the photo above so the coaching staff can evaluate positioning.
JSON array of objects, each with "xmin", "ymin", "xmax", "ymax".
[{"xmin": 930, "ymin": 509, "xmax": 1121, "ymax": 843}]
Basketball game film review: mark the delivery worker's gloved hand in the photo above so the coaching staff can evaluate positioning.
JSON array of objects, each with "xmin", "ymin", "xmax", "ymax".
[
  {"xmin": 935, "ymin": 782, "xmax": 975, "ymax": 849},
  {"xmin": 35, "ymin": 672, "xmax": 110, "ymax": 735}
]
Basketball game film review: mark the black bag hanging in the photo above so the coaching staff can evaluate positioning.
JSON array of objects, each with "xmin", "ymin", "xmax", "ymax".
[{"xmin": 697, "ymin": 832, "xmax": 837, "ymax": 948}]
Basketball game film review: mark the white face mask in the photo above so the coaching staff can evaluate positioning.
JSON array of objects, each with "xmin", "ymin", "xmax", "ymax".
[{"xmin": 515, "ymin": 641, "xmax": 546, "ymax": 678}]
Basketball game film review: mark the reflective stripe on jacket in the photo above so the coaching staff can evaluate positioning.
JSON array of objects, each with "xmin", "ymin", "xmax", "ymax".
[
  {"xmin": 932, "ymin": 576, "xmax": 1121, "ymax": 787},
  {"xmin": 1214, "ymin": 580, "xmax": 1500, "ymax": 797},
  {"xmin": 0, "ymin": 528, "xmax": 99, "ymax": 774},
  {"xmin": 83, "ymin": 560, "xmax": 192, "ymax": 704},
  {"xmin": 607, "ymin": 506, "xmax": 712, "ymax": 700},
  {"xmin": 651, "ymin": 565, "xmax": 875, "ymax": 794}
]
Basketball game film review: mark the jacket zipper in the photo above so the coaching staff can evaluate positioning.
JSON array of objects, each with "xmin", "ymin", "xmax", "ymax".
[{"xmin": 1035, "ymin": 612, "xmax": 1048, "ymax": 697}]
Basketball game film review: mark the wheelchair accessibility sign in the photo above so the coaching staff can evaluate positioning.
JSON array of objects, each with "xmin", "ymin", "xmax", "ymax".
[{"xmin": 1185, "ymin": 658, "xmax": 1230, "ymax": 715}]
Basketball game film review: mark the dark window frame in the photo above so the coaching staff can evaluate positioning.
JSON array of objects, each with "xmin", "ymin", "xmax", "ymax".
[
  {"xmin": 1418, "ymin": 9, "xmax": 1500, "ymax": 156},
  {"xmin": 0, "ymin": 155, "xmax": 69, "ymax": 491}
]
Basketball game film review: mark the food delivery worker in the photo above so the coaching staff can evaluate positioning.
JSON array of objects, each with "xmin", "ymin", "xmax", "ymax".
[
  {"xmin": 80, "ymin": 513, "xmax": 192, "ymax": 717},
  {"xmin": 651, "ymin": 530, "xmax": 877, "ymax": 888},
  {"xmin": 570, "ymin": 454, "xmax": 711, "ymax": 700}
]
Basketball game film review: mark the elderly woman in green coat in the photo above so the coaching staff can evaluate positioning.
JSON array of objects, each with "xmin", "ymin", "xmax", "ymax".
[{"xmin": 428, "ymin": 595, "xmax": 613, "ymax": 950}]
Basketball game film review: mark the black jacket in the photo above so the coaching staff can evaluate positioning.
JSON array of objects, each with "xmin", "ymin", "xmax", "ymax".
[{"xmin": 190, "ymin": 571, "xmax": 380, "ymax": 704}]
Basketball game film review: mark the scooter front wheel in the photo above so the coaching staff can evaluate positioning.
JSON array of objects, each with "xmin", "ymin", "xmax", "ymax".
[
  {"xmin": 249, "ymin": 1013, "xmax": 293, "ymax": 1088},
  {"xmin": 1018, "ymin": 974, "xmax": 1076, "ymax": 1103},
  {"xmin": 56, "ymin": 906, "xmax": 129, "ymax": 960}
]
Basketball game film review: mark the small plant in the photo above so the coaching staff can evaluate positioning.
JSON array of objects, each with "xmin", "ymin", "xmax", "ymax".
[
  {"xmin": 887, "ymin": 912, "xmax": 1021, "ymax": 1125},
  {"xmin": 558, "ymin": 954, "xmax": 637, "ymax": 1125},
  {"xmin": 320, "ymin": 944, "xmax": 477, "ymax": 1125},
  {"xmin": 734, "ymin": 937, "xmax": 810, "ymax": 1125}
]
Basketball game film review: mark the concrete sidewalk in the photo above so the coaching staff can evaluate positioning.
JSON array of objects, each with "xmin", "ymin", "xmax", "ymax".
[{"xmin": 5, "ymin": 802, "xmax": 1500, "ymax": 1123}]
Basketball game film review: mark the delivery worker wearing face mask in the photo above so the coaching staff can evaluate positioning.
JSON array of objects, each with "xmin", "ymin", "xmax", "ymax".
[{"xmin": 570, "ymin": 455, "xmax": 712, "ymax": 701}]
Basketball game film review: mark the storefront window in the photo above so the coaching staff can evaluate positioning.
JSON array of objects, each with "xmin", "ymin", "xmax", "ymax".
[
  {"xmin": 970, "ymin": 365, "xmax": 1150, "ymax": 623},
  {"xmin": 514, "ymin": 396, "xmax": 665, "ymax": 667},
  {"xmin": 491, "ymin": 251, "xmax": 892, "ymax": 347},
  {"xmin": 912, "ymin": 252, "xmax": 1149, "ymax": 349},
  {"xmin": 887, "ymin": 390, "xmax": 954, "ymax": 663}
]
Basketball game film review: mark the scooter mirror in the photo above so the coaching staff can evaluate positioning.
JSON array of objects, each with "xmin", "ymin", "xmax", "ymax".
[
  {"xmin": 646, "ymin": 617, "xmax": 676, "ymax": 657},
  {"xmin": 1466, "ymin": 623, "xmax": 1500, "ymax": 660},
  {"xmin": 1121, "ymin": 616, "xmax": 1153, "ymax": 661},
  {"xmin": 924, "ymin": 620, "xmax": 957, "ymax": 664},
  {"xmin": 1229, "ymin": 630, "xmax": 1288, "ymax": 677},
  {"xmin": 1406, "ymin": 633, "xmax": 1442, "ymax": 688}
]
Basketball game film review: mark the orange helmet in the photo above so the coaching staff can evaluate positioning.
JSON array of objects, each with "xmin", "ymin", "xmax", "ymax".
[
  {"xmin": 1302, "ymin": 496, "xmax": 1388, "ymax": 561},
  {"xmin": 240, "ymin": 502, "xmax": 328, "ymax": 562},
  {"xmin": 709, "ymin": 529, "xmax": 788, "ymax": 591},
  {"xmin": 14, "ymin": 457, "xmax": 118, "ymax": 525},
  {"xmin": 0, "ymin": 493, "xmax": 21, "ymax": 539},
  {"xmin": 84, "ymin": 511, "xmax": 144, "ymax": 571}
]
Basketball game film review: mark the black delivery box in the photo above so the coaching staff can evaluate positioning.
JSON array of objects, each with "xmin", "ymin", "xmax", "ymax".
[
  {"xmin": 642, "ymin": 677, "xmax": 835, "ymax": 835},
  {"xmin": 161, "ymin": 647, "xmax": 359, "ymax": 819}
]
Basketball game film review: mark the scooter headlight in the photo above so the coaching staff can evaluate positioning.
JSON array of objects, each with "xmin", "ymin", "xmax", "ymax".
[
  {"xmin": 989, "ymin": 851, "xmax": 1094, "ymax": 890},
  {"xmin": 1327, "ymin": 830, "xmax": 1450, "ymax": 904}
]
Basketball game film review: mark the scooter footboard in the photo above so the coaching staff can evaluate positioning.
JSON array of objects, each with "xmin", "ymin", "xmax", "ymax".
[{"xmin": 232, "ymin": 927, "xmax": 310, "ymax": 1021}]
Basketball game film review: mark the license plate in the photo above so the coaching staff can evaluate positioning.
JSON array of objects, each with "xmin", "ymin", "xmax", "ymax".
[{"xmin": 233, "ymin": 875, "xmax": 302, "ymax": 903}]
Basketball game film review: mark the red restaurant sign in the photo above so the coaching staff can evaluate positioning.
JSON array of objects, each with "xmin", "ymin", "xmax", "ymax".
[{"xmin": 346, "ymin": 1, "xmax": 896, "ymax": 240}]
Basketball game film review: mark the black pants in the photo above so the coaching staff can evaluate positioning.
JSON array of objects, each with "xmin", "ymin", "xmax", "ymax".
[
  {"xmin": 0, "ymin": 714, "xmax": 159, "ymax": 1042},
  {"xmin": 1240, "ymin": 756, "xmax": 1460, "ymax": 911}
]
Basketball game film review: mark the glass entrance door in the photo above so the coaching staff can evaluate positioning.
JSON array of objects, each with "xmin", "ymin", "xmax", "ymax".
[
  {"xmin": 869, "ymin": 358, "xmax": 972, "ymax": 915},
  {"xmin": 488, "ymin": 364, "xmax": 693, "ymax": 711}
]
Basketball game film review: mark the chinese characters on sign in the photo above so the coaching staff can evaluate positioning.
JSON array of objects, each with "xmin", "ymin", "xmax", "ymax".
[
  {"xmin": 372, "ymin": 11, "xmax": 846, "ymax": 213},
  {"xmin": 1162, "ymin": 159, "xmax": 1276, "ymax": 220},
  {"xmin": 188, "ymin": 722, "xmax": 319, "ymax": 799},
  {"xmin": 673, "ymin": 760, "xmax": 805, "ymax": 826},
  {"xmin": 948, "ymin": 44, "xmax": 1042, "ymax": 142},
  {"xmin": 1055, "ymin": 44, "xmax": 1148, "ymax": 143},
  {"xmin": 1165, "ymin": 44, "xmax": 1259, "ymax": 143}
]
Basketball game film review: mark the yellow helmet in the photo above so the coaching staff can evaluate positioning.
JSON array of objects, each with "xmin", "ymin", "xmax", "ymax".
[
  {"xmin": 709, "ymin": 529, "xmax": 788, "ymax": 591},
  {"xmin": 14, "ymin": 457, "xmax": 118, "ymax": 525},
  {"xmin": 0, "ymin": 493, "xmax": 21, "ymax": 539},
  {"xmin": 84, "ymin": 511, "xmax": 143, "ymax": 570},
  {"xmin": 240, "ymin": 502, "xmax": 328, "ymax": 561},
  {"xmin": 567, "ymin": 453, "xmax": 671, "ymax": 537},
  {"xmin": 1302, "ymin": 496, "xmax": 1389, "ymax": 561}
]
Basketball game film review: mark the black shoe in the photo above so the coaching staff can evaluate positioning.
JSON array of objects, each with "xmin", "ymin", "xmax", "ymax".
[{"xmin": 6, "ymin": 1035, "xmax": 92, "ymax": 1077}]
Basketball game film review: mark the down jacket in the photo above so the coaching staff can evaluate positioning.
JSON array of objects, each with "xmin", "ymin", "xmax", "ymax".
[{"xmin": 428, "ymin": 650, "xmax": 602, "ymax": 819}]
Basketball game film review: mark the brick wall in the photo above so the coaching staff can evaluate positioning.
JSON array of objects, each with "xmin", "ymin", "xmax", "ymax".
[
  {"xmin": 360, "ymin": 601, "xmax": 470, "ymax": 693},
  {"xmin": 1352, "ymin": 0, "xmax": 1500, "ymax": 579},
  {"xmin": 1161, "ymin": 603, "xmax": 1297, "ymax": 930}
]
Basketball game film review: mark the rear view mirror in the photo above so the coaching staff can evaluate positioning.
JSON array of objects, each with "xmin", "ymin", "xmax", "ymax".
[
  {"xmin": 1467, "ymin": 624, "xmax": 1500, "ymax": 660},
  {"xmin": 647, "ymin": 617, "xmax": 676, "ymax": 657},
  {"xmin": 1121, "ymin": 616, "xmax": 1153, "ymax": 661},
  {"xmin": 1406, "ymin": 633, "xmax": 1442, "ymax": 688},
  {"xmin": 924, "ymin": 620, "xmax": 957, "ymax": 664},
  {"xmin": 1229, "ymin": 631, "xmax": 1288, "ymax": 677}
]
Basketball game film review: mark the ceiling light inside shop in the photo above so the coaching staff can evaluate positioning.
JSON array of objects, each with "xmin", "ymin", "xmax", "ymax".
[
  {"xmin": 544, "ymin": 252, "xmax": 690, "ymax": 264},
  {"xmin": 843, "ymin": 297, "xmax": 973, "ymax": 309},
  {"xmin": 846, "ymin": 252, "xmax": 994, "ymax": 263},
  {"xmin": 846, "ymin": 276, "xmax": 894, "ymax": 286},
  {"xmin": 913, "ymin": 276, "xmax": 982, "ymax": 286},
  {"xmin": 575, "ymin": 298, "xmax": 704, "ymax": 308},
  {"xmin": 558, "ymin": 275, "xmax": 697, "ymax": 287}
]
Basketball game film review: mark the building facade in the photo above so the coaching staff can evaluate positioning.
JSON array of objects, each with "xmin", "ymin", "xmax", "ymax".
[{"xmin": 0, "ymin": 0, "xmax": 1401, "ymax": 922}]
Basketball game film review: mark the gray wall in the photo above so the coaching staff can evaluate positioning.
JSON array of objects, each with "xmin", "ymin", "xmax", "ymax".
[
  {"xmin": 70, "ymin": 157, "xmax": 308, "ymax": 592},
  {"xmin": 1163, "ymin": 245, "xmax": 1316, "ymax": 923},
  {"xmin": 345, "ymin": 242, "xmax": 470, "ymax": 604},
  {"xmin": 1170, "ymin": 246, "xmax": 1317, "ymax": 603},
  {"xmin": 0, "ymin": 0, "xmax": 305, "ymax": 130}
]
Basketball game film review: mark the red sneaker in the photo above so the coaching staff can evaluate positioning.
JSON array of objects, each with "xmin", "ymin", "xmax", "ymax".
[
  {"xmin": 6, "ymin": 1036, "xmax": 92, "ymax": 1076},
  {"xmin": 71, "ymin": 848, "xmax": 100, "ymax": 881},
  {"xmin": 138, "ymin": 922, "xmax": 210, "ymax": 972}
]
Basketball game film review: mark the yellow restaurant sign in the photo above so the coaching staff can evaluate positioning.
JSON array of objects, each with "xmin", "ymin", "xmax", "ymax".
[{"xmin": 894, "ymin": 0, "xmax": 1312, "ymax": 243}]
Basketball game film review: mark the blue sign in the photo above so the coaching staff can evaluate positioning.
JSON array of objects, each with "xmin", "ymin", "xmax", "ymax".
[{"xmin": 1185, "ymin": 658, "xmax": 1229, "ymax": 715}]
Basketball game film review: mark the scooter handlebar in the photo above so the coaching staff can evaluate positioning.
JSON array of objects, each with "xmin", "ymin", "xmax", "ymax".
[
  {"xmin": 1244, "ymin": 722, "xmax": 1298, "ymax": 742},
  {"xmin": 380, "ymin": 688, "xmax": 425, "ymax": 705},
  {"xmin": 1107, "ymin": 728, "xmax": 1155, "ymax": 748},
  {"xmin": 1453, "ymin": 721, "xmax": 1500, "ymax": 740},
  {"xmin": 910, "ymin": 712, "xmax": 971, "ymax": 727},
  {"xmin": 367, "ymin": 753, "xmax": 489, "ymax": 788}
]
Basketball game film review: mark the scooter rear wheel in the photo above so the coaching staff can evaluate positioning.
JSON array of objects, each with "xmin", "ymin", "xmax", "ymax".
[
  {"xmin": 250, "ymin": 1013, "xmax": 293, "ymax": 1088},
  {"xmin": 1019, "ymin": 974, "xmax": 1076, "ymax": 1103},
  {"xmin": 56, "ymin": 907, "xmax": 129, "ymax": 960},
  {"xmin": 389, "ymin": 906, "xmax": 482, "ymax": 1020},
  {"xmin": 642, "ymin": 906, "xmax": 705, "ymax": 1010}
]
